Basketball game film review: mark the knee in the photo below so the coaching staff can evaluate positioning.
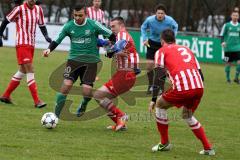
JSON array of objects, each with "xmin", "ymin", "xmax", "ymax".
[
  {"xmin": 182, "ymin": 107, "xmax": 193, "ymax": 119},
  {"xmin": 61, "ymin": 80, "xmax": 73, "ymax": 94},
  {"xmin": 99, "ymin": 97, "xmax": 112, "ymax": 109},
  {"xmin": 146, "ymin": 61, "xmax": 154, "ymax": 71}
]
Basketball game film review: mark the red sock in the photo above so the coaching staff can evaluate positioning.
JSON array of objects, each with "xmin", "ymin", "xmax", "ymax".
[
  {"xmin": 107, "ymin": 113, "xmax": 118, "ymax": 123},
  {"xmin": 2, "ymin": 71, "xmax": 25, "ymax": 98},
  {"xmin": 108, "ymin": 105, "xmax": 124, "ymax": 118},
  {"xmin": 156, "ymin": 117, "xmax": 169, "ymax": 144},
  {"xmin": 191, "ymin": 125, "xmax": 212, "ymax": 150},
  {"xmin": 27, "ymin": 73, "xmax": 40, "ymax": 104},
  {"xmin": 3, "ymin": 80, "xmax": 20, "ymax": 98}
]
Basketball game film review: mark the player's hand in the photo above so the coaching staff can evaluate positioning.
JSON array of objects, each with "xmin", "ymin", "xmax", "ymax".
[
  {"xmin": 0, "ymin": 36, "xmax": 3, "ymax": 47},
  {"xmin": 143, "ymin": 40, "xmax": 150, "ymax": 48},
  {"xmin": 43, "ymin": 49, "xmax": 51, "ymax": 57},
  {"xmin": 45, "ymin": 36, "xmax": 52, "ymax": 43},
  {"xmin": 148, "ymin": 101, "xmax": 156, "ymax": 113},
  {"xmin": 221, "ymin": 42, "xmax": 226, "ymax": 48}
]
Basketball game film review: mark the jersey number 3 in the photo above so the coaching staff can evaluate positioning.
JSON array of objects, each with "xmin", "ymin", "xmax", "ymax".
[{"xmin": 178, "ymin": 48, "xmax": 191, "ymax": 63}]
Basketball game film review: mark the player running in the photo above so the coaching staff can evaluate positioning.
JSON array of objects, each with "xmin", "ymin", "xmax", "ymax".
[
  {"xmin": 149, "ymin": 29, "xmax": 215, "ymax": 155},
  {"xmin": 77, "ymin": 17, "xmax": 139, "ymax": 131},
  {"xmin": 42, "ymin": 5, "xmax": 115, "ymax": 118},
  {"xmin": 0, "ymin": 0, "xmax": 52, "ymax": 108}
]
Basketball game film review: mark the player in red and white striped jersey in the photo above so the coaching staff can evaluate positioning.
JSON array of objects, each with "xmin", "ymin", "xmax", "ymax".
[
  {"xmin": 93, "ymin": 17, "xmax": 139, "ymax": 131},
  {"xmin": 0, "ymin": 0, "xmax": 52, "ymax": 108},
  {"xmin": 87, "ymin": 0, "xmax": 107, "ymax": 25},
  {"xmin": 114, "ymin": 28, "xmax": 139, "ymax": 70},
  {"xmin": 149, "ymin": 29, "xmax": 215, "ymax": 155}
]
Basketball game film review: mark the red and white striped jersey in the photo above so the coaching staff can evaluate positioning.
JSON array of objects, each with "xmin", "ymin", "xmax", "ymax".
[
  {"xmin": 6, "ymin": 2, "xmax": 45, "ymax": 46},
  {"xmin": 115, "ymin": 29, "xmax": 139, "ymax": 70},
  {"xmin": 155, "ymin": 44, "xmax": 203, "ymax": 91},
  {"xmin": 87, "ymin": 7, "xmax": 106, "ymax": 25}
]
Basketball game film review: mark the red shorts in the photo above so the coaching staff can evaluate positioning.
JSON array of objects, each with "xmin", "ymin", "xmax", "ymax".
[
  {"xmin": 16, "ymin": 45, "xmax": 34, "ymax": 65},
  {"xmin": 162, "ymin": 88, "xmax": 204, "ymax": 112},
  {"xmin": 104, "ymin": 70, "xmax": 136, "ymax": 96}
]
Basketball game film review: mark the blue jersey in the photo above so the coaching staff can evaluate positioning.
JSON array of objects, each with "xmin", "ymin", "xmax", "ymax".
[{"xmin": 141, "ymin": 15, "xmax": 178, "ymax": 42}]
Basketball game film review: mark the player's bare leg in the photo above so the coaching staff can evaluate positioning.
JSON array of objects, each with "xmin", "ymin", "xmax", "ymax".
[
  {"xmin": 151, "ymin": 96, "xmax": 172, "ymax": 152},
  {"xmin": 146, "ymin": 60, "xmax": 155, "ymax": 94},
  {"xmin": 93, "ymin": 86, "xmax": 128, "ymax": 131},
  {"xmin": 182, "ymin": 107, "xmax": 215, "ymax": 155}
]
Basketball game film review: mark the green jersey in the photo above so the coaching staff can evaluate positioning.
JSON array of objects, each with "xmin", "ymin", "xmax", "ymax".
[
  {"xmin": 220, "ymin": 21, "xmax": 240, "ymax": 52},
  {"xmin": 55, "ymin": 18, "xmax": 112, "ymax": 62}
]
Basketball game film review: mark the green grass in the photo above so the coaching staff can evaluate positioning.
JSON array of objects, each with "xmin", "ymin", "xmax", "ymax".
[{"xmin": 0, "ymin": 47, "xmax": 240, "ymax": 160}]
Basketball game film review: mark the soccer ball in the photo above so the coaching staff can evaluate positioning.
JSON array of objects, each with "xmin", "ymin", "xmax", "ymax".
[{"xmin": 41, "ymin": 112, "xmax": 58, "ymax": 129}]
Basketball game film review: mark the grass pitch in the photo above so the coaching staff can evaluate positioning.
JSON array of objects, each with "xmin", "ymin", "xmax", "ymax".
[{"xmin": 0, "ymin": 47, "xmax": 240, "ymax": 160}]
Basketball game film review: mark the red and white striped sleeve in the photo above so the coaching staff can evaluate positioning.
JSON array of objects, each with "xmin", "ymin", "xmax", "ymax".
[
  {"xmin": 6, "ymin": 6, "xmax": 20, "ymax": 22},
  {"xmin": 154, "ymin": 50, "xmax": 165, "ymax": 68},
  {"xmin": 117, "ymin": 31, "xmax": 130, "ymax": 41},
  {"xmin": 38, "ymin": 6, "xmax": 45, "ymax": 26}
]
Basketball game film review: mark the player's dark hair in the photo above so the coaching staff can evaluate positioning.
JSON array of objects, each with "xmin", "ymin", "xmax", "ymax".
[
  {"xmin": 161, "ymin": 29, "xmax": 175, "ymax": 43},
  {"xmin": 155, "ymin": 3, "xmax": 167, "ymax": 13},
  {"xmin": 74, "ymin": 4, "xmax": 86, "ymax": 13},
  {"xmin": 111, "ymin": 17, "xmax": 125, "ymax": 25},
  {"xmin": 232, "ymin": 10, "xmax": 239, "ymax": 14},
  {"xmin": 13, "ymin": 0, "xmax": 23, "ymax": 5}
]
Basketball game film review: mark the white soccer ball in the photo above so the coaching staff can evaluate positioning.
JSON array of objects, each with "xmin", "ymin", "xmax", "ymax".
[{"xmin": 41, "ymin": 112, "xmax": 59, "ymax": 129}]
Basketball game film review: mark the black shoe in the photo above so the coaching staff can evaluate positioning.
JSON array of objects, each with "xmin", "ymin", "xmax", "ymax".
[
  {"xmin": 227, "ymin": 79, "xmax": 231, "ymax": 84},
  {"xmin": 35, "ymin": 101, "xmax": 47, "ymax": 108},
  {"xmin": 234, "ymin": 78, "xmax": 240, "ymax": 84},
  {"xmin": 0, "ymin": 96, "xmax": 13, "ymax": 104},
  {"xmin": 76, "ymin": 103, "xmax": 87, "ymax": 117}
]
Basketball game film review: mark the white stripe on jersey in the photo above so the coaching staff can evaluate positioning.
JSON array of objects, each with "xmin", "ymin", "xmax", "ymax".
[
  {"xmin": 180, "ymin": 71, "xmax": 189, "ymax": 90},
  {"xmin": 186, "ymin": 69, "xmax": 196, "ymax": 89},
  {"xmin": 122, "ymin": 32, "xmax": 127, "ymax": 40},
  {"xmin": 27, "ymin": 9, "xmax": 31, "ymax": 46},
  {"xmin": 192, "ymin": 69, "xmax": 201, "ymax": 88},
  {"xmin": 87, "ymin": 7, "xmax": 106, "ymax": 24},
  {"xmin": 175, "ymin": 74, "xmax": 182, "ymax": 91},
  {"xmin": 7, "ymin": 3, "xmax": 45, "ymax": 46},
  {"xmin": 21, "ymin": 5, "xmax": 27, "ymax": 45}
]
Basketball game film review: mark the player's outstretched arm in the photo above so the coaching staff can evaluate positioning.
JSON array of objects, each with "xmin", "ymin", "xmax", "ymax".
[
  {"xmin": 43, "ymin": 41, "xmax": 59, "ymax": 57},
  {"xmin": 0, "ymin": 18, "xmax": 10, "ymax": 47},
  {"xmin": 39, "ymin": 26, "xmax": 52, "ymax": 43}
]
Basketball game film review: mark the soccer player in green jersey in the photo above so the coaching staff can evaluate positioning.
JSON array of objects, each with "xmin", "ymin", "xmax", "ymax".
[
  {"xmin": 220, "ymin": 10, "xmax": 240, "ymax": 84},
  {"xmin": 42, "ymin": 5, "xmax": 115, "ymax": 117}
]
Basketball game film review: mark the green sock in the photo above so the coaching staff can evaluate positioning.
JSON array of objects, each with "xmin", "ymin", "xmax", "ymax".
[
  {"xmin": 235, "ymin": 64, "xmax": 240, "ymax": 80},
  {"xmin": 81, "ymin": 97, "xmax": 92, "ymax": 107},
  {"xmin": 55, "ymin": 93, "xmax": 67, "ymax": 117},
  {"xmin": 225, "ymin": 65, "xmax": 231, "ymax": 81}
]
